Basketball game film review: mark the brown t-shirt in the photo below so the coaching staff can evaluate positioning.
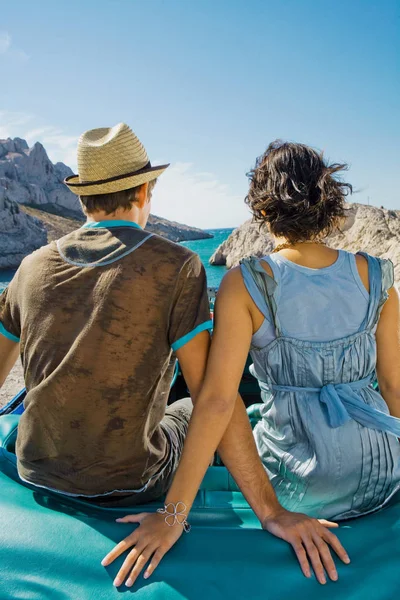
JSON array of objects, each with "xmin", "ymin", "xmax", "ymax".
[{"xmin": 0, "ymin": 221, "xmax": 212, "ymax": 496}]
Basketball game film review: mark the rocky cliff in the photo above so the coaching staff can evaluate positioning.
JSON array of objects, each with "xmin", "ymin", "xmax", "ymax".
[
  {"xmin": 0, "ymin": 136, "xmax": 212, "ymax": 268},
  {"xmin": 146, "ymin": 215, "xmax": 212, "ymax": 242},
  {"xmin": 210, "ymin": 203, "xmax": 400, "ymax": 285},
  {"xmin": 0, "ymin": 137, "xmax": 82, "ymax": 218},
  {"xmin": 0, "ymin": 195, "xmax": 47, "ymax": 269}
]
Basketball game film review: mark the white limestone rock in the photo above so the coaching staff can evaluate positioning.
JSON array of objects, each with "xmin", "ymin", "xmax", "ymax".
[
  {"xmin": 146, "ymin": 214, "xmax": 212, "ymax": 242},
  {"xmin": 0, "ymin": 137, "xmax": 82, "ymax": 218},
  {"xmin": 0, "ymin": 193, "xmax": 47, "ymax": 269},
  {"xmin": 210, "ymin": 219, "xmax": 274, "ymax": 268}
]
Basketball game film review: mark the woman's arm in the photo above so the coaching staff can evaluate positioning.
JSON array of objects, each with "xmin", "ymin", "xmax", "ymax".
[
  {"xmin": 198, "ymin": 270, "xmax": 282, "ymax": 522},
  {"xmin": 102, "ymin": 271, "xmax": 250, "ymax": 586},
  {"xmin": 161, "ymin": 269, "xmax": 259, "ymax": 512},
  {"xmin": 376, "ymin": 286, "xmax": 400, "ymax": 417},
  {"xmin": 103, "ymin": 269, "xmax": 349, "ymax": 587}
]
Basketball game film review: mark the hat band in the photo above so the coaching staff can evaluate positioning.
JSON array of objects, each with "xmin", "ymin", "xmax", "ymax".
[{"xmin": 65, "ymin": 161, "xmax": 155, "ymax": 187}]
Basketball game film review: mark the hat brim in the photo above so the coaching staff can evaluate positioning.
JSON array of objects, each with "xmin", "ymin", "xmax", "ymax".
[{"xmin": 64, "ymin": 164, "xmax": 169, "ymax": 196}]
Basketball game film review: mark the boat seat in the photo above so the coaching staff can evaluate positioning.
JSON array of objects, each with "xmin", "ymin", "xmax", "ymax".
[{"xmin": 0, "ymin": 413, "xmax": 19, "ymax": 453}]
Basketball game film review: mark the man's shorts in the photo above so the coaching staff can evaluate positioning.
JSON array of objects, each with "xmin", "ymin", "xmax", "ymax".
[{"xmin": 87, "ymin": 398, "xmax": 193, "ymax": 508}]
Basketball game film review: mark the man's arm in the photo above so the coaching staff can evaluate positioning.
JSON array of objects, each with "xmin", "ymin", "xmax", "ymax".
[{"xmin": 0, "ymin": 335, "xmax": 19, "ymax": 388}]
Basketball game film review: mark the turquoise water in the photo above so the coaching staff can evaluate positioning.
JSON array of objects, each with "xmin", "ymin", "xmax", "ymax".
[
  {"xmin": 0, "ymin": 270, "xmax": 16, "ymax": 294},
  {"xmin": 181, "ymin": 228, "xmax": 232, "ymax": 288},
  {"xmin": 0, "ymin": 229, "xmax": 231, "ymax": 293}
]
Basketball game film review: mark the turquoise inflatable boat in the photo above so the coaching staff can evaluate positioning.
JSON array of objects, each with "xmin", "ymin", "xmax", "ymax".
[{"xmin": 1, "ymin": 376, "xmax": 400, "ymax": 599}]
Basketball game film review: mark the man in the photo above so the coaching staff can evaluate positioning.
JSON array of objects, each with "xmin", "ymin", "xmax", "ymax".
[
  {"xmin": 0, "ymin": 123, "xmax": 348, "ymax": 588},
  {"xmin": 0, "ymin": 123, "xmax": 213, "ymax": 502}
]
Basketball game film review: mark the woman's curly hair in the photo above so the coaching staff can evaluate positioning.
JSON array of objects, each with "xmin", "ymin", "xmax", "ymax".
[{"xmin": 245, "ymin": 140, "xmax": 352, "ymax": 243}]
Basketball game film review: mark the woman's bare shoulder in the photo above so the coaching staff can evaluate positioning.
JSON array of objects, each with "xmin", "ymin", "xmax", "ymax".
[
  {"xmin": 218, "ymin": 265, "xmax": 257, "ymax": 307},
  {"xmin": 219, "ymin": 266, "xmax": 245, "ymax": 292}
]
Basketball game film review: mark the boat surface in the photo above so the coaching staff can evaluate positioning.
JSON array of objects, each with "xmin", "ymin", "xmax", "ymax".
[{"xmin": 1, "ymin": 411, "xmax": 400, "ymax": 599}]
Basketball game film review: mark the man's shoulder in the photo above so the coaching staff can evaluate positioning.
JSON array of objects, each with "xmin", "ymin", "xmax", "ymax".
[
  {"xmin": 146, "ymin": 233, "xmax": 200, "ymax": 267},
  {"xmin": 19, "ymin": 241, "xmax": 58, "ymax": 271}
]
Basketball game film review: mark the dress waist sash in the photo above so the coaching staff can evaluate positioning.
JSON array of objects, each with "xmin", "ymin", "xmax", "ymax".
[{"xmin": 259, "ymin": 376, "xmax": 400, "ymax": 437}]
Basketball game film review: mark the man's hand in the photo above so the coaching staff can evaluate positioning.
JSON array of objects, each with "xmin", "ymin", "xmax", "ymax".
[
  {"xmin": 262, "ymin": 509, "xmax": 350, "ymax": 584},
  {"xmin": 101, "ymin": 512, "xmax": 184, "ymax": 588}
]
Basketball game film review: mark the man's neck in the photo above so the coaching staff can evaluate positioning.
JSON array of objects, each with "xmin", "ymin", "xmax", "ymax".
[{"xmin": 85, "ymin": 208, "xmax": 146, "ymax": 229}]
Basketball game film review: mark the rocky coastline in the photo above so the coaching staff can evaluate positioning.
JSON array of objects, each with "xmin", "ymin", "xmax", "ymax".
[
  {"xmin": 0, "ymin": 197, "xmax": 47, "ymax": 269},
  {"xmin": 210, "ymin": 203, "xmax": 400, "ymax": 286}
]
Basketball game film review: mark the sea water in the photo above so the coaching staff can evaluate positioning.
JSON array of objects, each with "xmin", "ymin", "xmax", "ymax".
[
  {"xmin": 181, "ymin": 228, "xmax": 232, "ymax": 288},
  {"xmin": 0, "ymin": 270, "xmax": 16, "ymax": 294},
  {"xmin": 0, "ymin": 229, "xmax": 232, "ymax": 293}
]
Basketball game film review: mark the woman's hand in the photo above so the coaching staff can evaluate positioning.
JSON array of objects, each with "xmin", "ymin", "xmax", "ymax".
[
  {"xmin": 262, "ymin": 509, "xmax": 350, "ymax": 584},
  {"xmin": 101, "ymin": 512, "xmax": 184, "ymax": 588}
]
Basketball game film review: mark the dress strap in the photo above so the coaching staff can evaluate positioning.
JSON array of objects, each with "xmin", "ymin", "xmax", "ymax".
[
  {"xmin": 357, "ymin": 252, "xmax": 394, "ymax": 331},
  {"xmin": 240, "ymin": 256, "xmax": 281, "ymax": 336}
]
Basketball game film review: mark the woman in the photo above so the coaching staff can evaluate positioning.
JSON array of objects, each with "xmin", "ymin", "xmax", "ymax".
[
  {"xmin": 102, "ymin": 141, "xmax": 400, "ymax": 586},
  {"xmin": 240, "ymin": 141, "xmax": 400, "ymax": 519}
]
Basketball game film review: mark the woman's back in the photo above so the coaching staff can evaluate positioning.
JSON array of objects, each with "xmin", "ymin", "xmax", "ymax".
[
  {"xmin": 252, "ymin": 249, "xmax": 370, "ymax": 345},
  {"xmin": 240, "ymin": 249, "xmax": 400, "ymax": 520}
]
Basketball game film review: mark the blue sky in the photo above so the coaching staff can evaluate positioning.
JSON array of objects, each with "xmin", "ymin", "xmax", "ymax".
[{"xmin": 1, "ymin": 0, "xmax": 399, "ymax": 228}]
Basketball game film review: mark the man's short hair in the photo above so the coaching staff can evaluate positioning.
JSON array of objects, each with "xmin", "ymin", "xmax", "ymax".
[{"xmin": 80, "ymin": 179, "xmax": 157, "ymax": 215}]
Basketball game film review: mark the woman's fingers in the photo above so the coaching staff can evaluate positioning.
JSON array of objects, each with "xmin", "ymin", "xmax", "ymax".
[
  {"xmin": 126, "ymin": 548, "xmax": 156, "ymax": 587},
  {"xmin": 102, "ymin": 512, "xmax": 184, "ymax": 588},
  {"xmin": 115, "ymin": 513, "xmax": 148, "ymax": 524},
  {"xmin": 113, "ymin": 543, "xmax": 146, "ymax": 587},
  {"xmin": 144, "ymin": 547, "xmax": 168, "ymax": 579},
  {"xmin": 101, "ymin": 514, "xmax": 148, "ymax": 567},
  {"xmin": 321, "ymin": 528, "xmax": 351, "ymax": 564},
  {"xmin": 291, "ymin": 542, "xmax": 311, "ymax": 579},
  {"xmin": 101, "ymin": 530, "xmax": 139, "ymax": 567}
]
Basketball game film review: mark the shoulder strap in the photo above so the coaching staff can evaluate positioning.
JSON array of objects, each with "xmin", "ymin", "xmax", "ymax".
[
  {"xmin": 375, "ymin": 256, "xmax": 395, "ymax": 323},
  {"xmin": 240, "ymin": 256, "xmax": 281, "ymax": 336},
  {"xmin": 357, "ymin": 252, "xmax": 394, "ymax": 330}
]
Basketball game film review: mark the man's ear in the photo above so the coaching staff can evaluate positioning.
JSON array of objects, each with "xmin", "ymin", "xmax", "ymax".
[{"xmin": 136, "ymin": 182, "xmax": 149, "ymax": 208}]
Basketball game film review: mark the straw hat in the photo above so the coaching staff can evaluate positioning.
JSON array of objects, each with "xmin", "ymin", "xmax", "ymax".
[{"xmin": 64, "ymin": 123, "xmax": 169, "ymax": 196}]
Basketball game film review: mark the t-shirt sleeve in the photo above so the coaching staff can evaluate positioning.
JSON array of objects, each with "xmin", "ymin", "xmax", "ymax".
[
  {"xmin": 168, "ymin": 254, "xmax": 212, "ymax": 352},
  {"xmin": 0, "ymin": 275, "xmax": 21, "ymax": 343}
]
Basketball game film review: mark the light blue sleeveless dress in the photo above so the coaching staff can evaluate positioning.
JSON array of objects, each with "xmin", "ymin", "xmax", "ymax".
[{"xmin": 240, "ymin": 250, "xmax": 400, "ymax": 520}]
